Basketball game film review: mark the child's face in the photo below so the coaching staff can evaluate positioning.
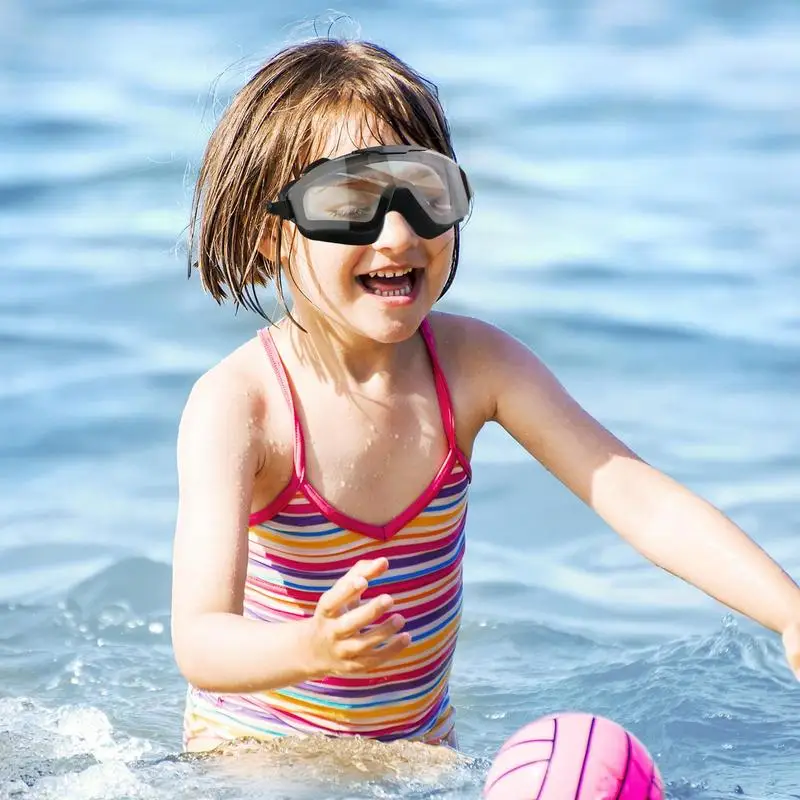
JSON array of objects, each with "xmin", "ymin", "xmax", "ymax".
[{"xmin": 277, "ymin": 115, "xmax": 455, "ymax": 344}]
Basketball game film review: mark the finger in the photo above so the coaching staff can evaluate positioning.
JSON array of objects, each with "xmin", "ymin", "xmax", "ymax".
[
  {"xmin": 361, "ymin": 632, "xmax": 412, "ymax": 667},
  {"xmin": 316, "ymin": 559, "xmax": 389, "ymax": 619},
  {"xmin": 340, "ymin": 632, "xmax": 412, "ymax": 674},
  {"xmin": 342, "ymin": 613, "xmax": 406, "ymax": 654},
  {"xmin": 317, "ymin": 574, "xmax": 368, "ymax": 619},
  {"xmin": 782, "ymin": 624, "xmax": 800, "ymax": 675},
  {"xmin": 336, "ymin": 594, "xmax": 395, "ymax": 637},
  {"xmin": 348, "ymin": 557, "xmax": 390, "ymax": 582}
]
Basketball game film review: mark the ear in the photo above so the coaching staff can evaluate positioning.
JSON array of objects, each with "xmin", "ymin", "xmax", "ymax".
[
  {"xmin": 257, "ymin": 222, "xmax": 291, "ymax": 265},
  {"xmin": 256, "ymin": 235, "xmax": 274, "ymax": 262}
]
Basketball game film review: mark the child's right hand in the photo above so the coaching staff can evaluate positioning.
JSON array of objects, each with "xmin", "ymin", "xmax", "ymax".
[{"xmin": 305, "ymin": 557, "xmax": 410, "ymax": 677}]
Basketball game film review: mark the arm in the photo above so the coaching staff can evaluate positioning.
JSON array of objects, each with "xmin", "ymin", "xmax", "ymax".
[
  {"xmin": 170, "ymin": 370, "xmax": 409, "ymax": 693},
  {"xmin": 472, "ymin": 320, "xmax": 800, "ymax": 636},
  {"xmin": 170, "ymin": 371, "xmax": 317, "ymax": 693}
]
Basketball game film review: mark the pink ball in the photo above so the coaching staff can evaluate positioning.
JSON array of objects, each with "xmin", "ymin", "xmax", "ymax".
[{"xmin": 483, "ymin": 712, "xmax": 664, "ymax": 800}]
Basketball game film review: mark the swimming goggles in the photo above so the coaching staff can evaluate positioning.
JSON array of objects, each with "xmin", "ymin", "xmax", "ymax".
[{"xmin": 267, "ymin": 145, "xmax": 472, "ymax": 245}]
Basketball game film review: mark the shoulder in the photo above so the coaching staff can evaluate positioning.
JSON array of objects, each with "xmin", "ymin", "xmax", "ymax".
[
  {"xmin": 177, "ymin": 334, "xmax": 270, "ymax": 469},
  {"xmin": 426, "ymin": 311, "xmax": 554, "ymax": 421},
  {"xmin": 426, "ymin": 311, "xmax": 540, "ymax": 373}
]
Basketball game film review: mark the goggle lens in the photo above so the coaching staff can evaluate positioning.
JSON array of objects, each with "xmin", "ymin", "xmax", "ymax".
[{"xmin": 301, "ymin": 159, "xmax": 457, "ymax": 224}]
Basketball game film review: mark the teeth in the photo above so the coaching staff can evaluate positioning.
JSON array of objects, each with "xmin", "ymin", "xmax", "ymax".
[
  {"xmin": 369, "ymin": 285, "xmax": 413, "ymax": 297},
  {"xmin": 366, "ymin": 267, "xmax": 414, "ymax": 278}
]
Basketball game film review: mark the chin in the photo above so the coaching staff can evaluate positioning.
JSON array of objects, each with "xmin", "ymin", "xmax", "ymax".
[
  {"xmin": 344, "ymin": 286, "xmax": 437, "ymax": 343},
  {"xmin": 356, "ymin": 310, "xmax": 430, "ymax": 344},
  {"xmin": 366, "ymin": 319, "xmax": 425, "ymax": 344}
]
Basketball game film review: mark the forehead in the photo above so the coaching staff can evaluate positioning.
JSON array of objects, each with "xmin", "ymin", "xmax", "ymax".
[{"xmin": 316, "ymin": 111, "xmax": 408, "ymax": 161}]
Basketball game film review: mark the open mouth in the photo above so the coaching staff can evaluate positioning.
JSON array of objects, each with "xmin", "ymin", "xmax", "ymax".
[{"xmin": 356, "ymin": 267, "xmax": 420, "ymax": 298}]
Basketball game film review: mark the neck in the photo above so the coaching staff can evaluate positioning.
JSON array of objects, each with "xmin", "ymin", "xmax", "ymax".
[{"xmin": 279, "ymin": 309, "xmax": 420, "ymax": 386}]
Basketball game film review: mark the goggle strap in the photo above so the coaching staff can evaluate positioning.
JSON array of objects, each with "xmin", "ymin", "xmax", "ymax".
[{"xmin": 267, "ymin": 199, "xmax": 293, "ymax": 219}]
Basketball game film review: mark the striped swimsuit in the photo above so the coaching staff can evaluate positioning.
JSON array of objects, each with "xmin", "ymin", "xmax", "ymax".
[{"xmin": 183, "ymin": 318, "xmax": 471, "ymax": 751}]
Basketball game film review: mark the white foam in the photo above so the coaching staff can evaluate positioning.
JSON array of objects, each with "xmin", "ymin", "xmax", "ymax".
[{"xmin": 0, "ymin": 698, "xmax": 155, "ymax": 799}]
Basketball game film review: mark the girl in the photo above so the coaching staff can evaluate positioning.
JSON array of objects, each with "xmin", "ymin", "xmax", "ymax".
[{"xmin": 171, "ymin": 38, "xmax": 800, "ymax": 754}]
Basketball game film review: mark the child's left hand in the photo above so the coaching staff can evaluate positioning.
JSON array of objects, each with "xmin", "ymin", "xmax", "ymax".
[{"xmin": 782, "ymin": 622, "xmax": 800, "ymax": 680}]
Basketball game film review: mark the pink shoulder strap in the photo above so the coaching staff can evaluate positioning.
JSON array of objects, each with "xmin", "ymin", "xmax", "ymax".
[
  {"xmin": 418, "ymin": 318, "xmax": 458, "ymax": 450},
  {"xmin": 257, "ymin": 328, "xmax": 306, "ymax": 480}
]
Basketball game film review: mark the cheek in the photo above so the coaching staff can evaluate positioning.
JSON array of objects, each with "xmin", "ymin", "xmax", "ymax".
[
  {"xmin": 290, "ymin": 238, "xmax": 362, "ymax": 292},
  {"xmin": 427, "ymin": 230, "xmax": 455, "ymax": 267}
]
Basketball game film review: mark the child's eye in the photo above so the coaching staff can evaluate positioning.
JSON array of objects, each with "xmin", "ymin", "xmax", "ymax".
[
  {"xmin": 424, "ymin": 197, "xmax": 452, "ymax": 216},
  {"xmin": 327, "ymin": 206, "xmax": 373, "ymax": 220}
]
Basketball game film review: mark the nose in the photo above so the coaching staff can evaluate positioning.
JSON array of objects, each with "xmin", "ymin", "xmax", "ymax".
[{"xmin": 372, "ymin": 211, "xmax": 418, "ymax": 252}]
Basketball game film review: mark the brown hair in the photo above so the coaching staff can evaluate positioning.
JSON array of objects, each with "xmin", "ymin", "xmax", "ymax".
[{"xmin": 187, "ymin": 38, "xmax": 464, "ymax": 321}]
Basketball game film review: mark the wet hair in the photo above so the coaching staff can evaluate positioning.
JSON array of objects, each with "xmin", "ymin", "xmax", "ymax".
[{"xmin": 187, "ymin": 38, "xmax": 465, "ymax": 322}]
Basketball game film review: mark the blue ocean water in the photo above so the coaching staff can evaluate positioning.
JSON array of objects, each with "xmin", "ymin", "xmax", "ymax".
[{"xmin": 1, "ymin": 0, "xmax": 799, "ymax": 797}]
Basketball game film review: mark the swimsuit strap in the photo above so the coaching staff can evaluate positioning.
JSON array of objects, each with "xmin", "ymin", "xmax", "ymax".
[
  {"xmin": 418, "ymin": 318, "xmax": 458, "ymax": 451},
  {"xmin": 257, "ymin": 328, "xmax": 306, "ymax": 481}
]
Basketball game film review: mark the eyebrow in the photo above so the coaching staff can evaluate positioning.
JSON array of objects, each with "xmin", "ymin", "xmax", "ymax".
[
  {"xmin": 328, "ymin": 166, "xmax": 441, "ymax": 186},
  {"xmin": 325, "ymin": 177, "xmax": 385, "ymax": 193}
]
